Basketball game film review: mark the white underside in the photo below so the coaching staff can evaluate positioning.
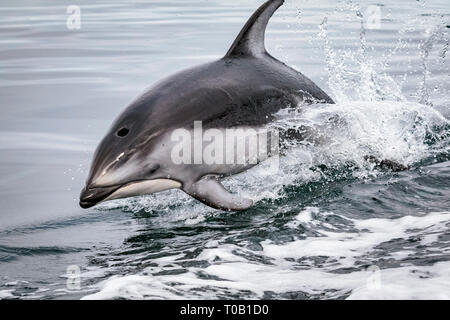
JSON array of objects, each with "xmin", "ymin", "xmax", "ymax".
[{"xmin": 103, "ymin": 179, "xmax": 182, "ymax": 202}]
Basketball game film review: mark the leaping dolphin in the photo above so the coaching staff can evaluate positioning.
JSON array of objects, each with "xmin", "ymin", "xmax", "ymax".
[{"xmin": 80, "ymin": 0, "xmax": 334, "ymax": 211}]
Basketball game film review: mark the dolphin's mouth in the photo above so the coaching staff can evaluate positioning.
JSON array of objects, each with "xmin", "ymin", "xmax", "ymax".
[
  {"xmin": 79, "ymin": 179, "xmax": 182, "ymax": 209},
  {"xmin": 79, "ymin": 184, "xmax": 123, "ymax": 209}
]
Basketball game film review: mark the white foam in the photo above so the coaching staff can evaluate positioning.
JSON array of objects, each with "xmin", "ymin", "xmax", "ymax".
[
  {"xmin": 83, "ymin": 209, "xmax": 450, "ymax": 300},
  {"xmin": 347, "ymin": 261, "xmax": 450, "ymax": 300},
  {"xmin": 264, "ymin": 210, "xmax": 450, "ymax": 265},
  {"xmin": 0, "ymin": 290, "xmax": 14, "ymax": 299}
]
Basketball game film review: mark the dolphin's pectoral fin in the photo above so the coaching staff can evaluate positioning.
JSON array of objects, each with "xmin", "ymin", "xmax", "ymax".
[
  {"xmin": 183, "ymin": 177, "xmax": 253, "ymax": 211},
  {"xmin": 225, "ymin": 0, "xmax": 284, "ymax": 57}
]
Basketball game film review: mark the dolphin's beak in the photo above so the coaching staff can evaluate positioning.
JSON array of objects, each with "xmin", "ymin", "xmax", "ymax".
[
  {"xmin": 79, "ymin": 179, "xmax": 182, "ymax": 209},
  {"xmin": 79, "ymin": 185, "xmax": 122, "ymax": 209}
]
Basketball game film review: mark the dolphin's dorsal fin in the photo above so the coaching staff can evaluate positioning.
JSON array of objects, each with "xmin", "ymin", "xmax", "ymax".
[{"xmin": 225, "ymin": 0, "xmax": 284, "ymax": 58}]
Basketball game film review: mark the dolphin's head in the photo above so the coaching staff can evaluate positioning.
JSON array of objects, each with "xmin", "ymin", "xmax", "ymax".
[{"xmin": 79, "ymin": 111, "xmax": 181, "ymax": 209}]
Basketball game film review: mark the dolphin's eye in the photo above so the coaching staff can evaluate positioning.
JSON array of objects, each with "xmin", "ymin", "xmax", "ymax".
[
  {"xmin": 116, "ymin": 127, "xmax": 130, "ymax": 137},
  {"xmin": 147, "ymin": 164, "xmax": 160, "ymax": 175}
]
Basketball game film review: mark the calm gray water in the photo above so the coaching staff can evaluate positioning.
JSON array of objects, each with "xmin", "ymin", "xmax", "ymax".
[{"xmin": 0, "ymin": 0, "xmax": 449, "ymax": 299}]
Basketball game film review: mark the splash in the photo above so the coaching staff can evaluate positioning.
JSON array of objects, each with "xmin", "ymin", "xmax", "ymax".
[
  {"xmin": 417, "ymin": 23, "xmax": 448, "ymax": 106},
  {"xmin": 96, "ymin": 0, "xmax": 449, "ymax": 218},
  {"xmin": 319, "ymin": 9, "xmax": 397, "ymax": 102}
]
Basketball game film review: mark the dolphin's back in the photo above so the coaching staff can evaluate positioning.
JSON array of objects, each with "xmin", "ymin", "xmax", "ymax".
[
  {"xmin": 124, "ymin": 54, "xmax": 332, "ymax": 135},
  {"xmin": 115, "ymin": 0, "xmax": 333, "ymax": 135}
]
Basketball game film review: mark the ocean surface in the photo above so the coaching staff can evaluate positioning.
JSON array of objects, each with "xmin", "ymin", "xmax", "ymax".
[{"xmin": 0, "ymin": 0, "xmax": 449, "ymax": 300}]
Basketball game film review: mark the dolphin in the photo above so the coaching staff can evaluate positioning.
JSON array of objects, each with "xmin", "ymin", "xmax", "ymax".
[{"xmin": 80, "ymin": 0, "xmax": 334, "ymax": 211}]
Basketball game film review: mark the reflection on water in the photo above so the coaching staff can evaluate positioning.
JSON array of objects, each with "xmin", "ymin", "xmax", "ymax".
[{"xmin": 0, "ymin": 0, "xmax": 449, "ymax": 299}]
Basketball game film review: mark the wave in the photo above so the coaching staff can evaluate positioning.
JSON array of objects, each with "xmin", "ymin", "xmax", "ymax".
[{"xmin": 82, "ymin": 208, "xmax": 450, "ymax": 300}]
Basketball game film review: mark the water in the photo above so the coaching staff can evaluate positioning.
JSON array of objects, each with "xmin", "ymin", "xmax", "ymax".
[{"xmin": 0, "ymin": 0, "xmax": 449, "ymax": 300}]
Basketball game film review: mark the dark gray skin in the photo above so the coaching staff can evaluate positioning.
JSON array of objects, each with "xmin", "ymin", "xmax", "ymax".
[{"xmin": 80, "ymin": 0, "xmax": 334, "ymax": 211}]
